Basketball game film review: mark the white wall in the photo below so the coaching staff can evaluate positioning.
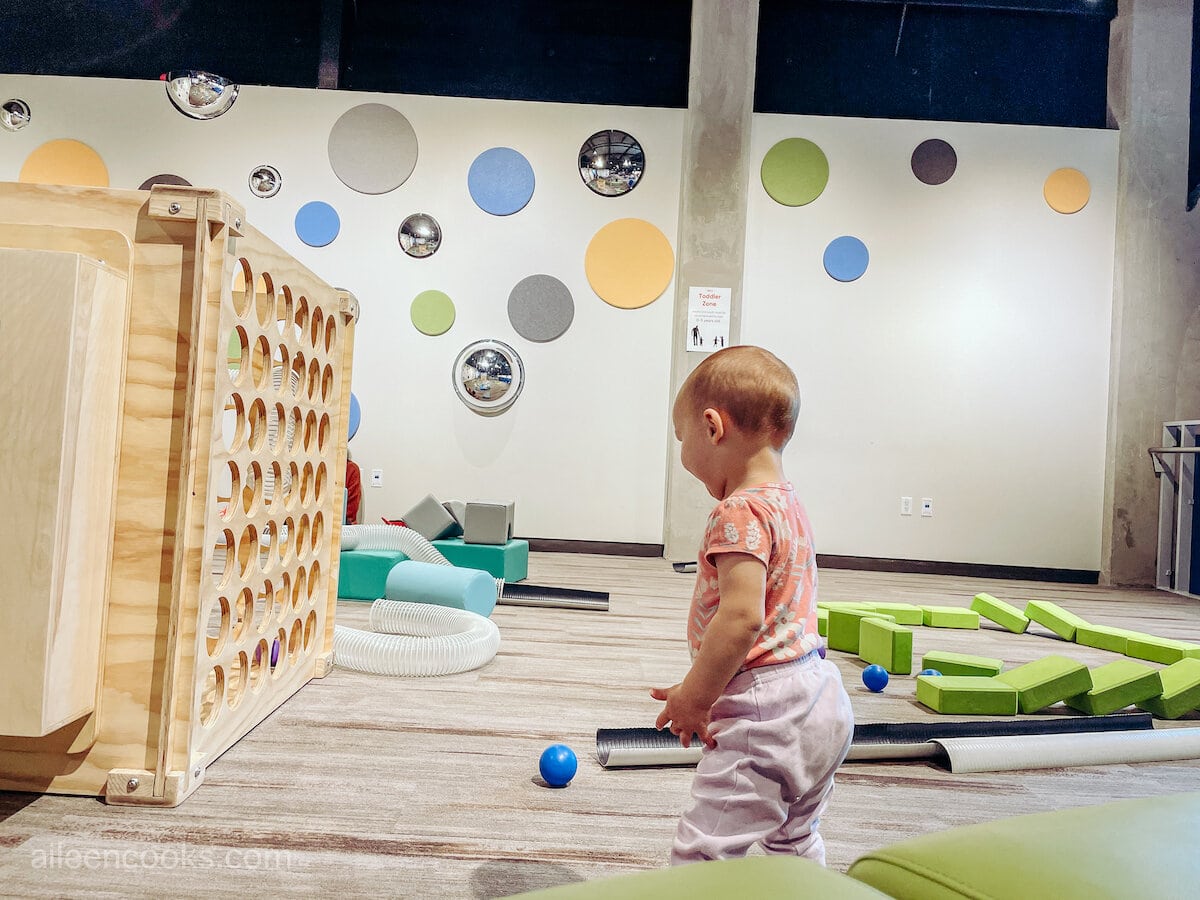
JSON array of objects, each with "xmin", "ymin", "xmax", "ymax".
[
  {"xmin": 0, "ymin": 75, "xmax": 682, "ymax": 543},
  {"xmin": 743, "ymin": 115, "xmax": 1119, "ymax": 569}
]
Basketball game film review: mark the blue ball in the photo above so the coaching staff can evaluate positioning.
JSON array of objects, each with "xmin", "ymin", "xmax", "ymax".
[
  {"xmin": 862, "ymin": 664, "xmax": 889, "ymax": 692},
  {"xmin": 539, "ymin": 744, "xmax": 578, "ymax": 788},
  {"xmin": 919, "ymin": 668, "xmax": 942, "ymax": 677}
]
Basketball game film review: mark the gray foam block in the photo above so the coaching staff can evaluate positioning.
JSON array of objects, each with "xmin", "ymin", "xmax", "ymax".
[
  {"xmin": 464, "ymin": 500, "xmax": 515, "ymax": 545},
  {"xmin": 402, "ymin": 493, "xmax": 458, "ymax": 541}
]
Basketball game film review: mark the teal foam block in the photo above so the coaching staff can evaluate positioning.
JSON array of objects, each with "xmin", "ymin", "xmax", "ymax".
[
  {"xmin": 1125, "ymin": 634, "xmax": 1200, "ymax": 665},
  {"xmin": 915, "ymin": 676, "xmax": 1018, "ymax": 715},
  {"xmin": 432, "ymin": 537, "xmax": 529, "ymax": 583},
  {"xmin": 970, "ymin": 593, "xmax": 1030, "ymax": 634},
  {"xmin": 1136, "ymin": 658, "xmax": 1200, "ymax": 719},
  {"xmin": 337, "ymin": 549, "xmax": 408, "ymax": 601},
  {"xmin": 1024, "ymin": 600, "xmax": 1089, "ymax": 641},
  {"xmin": 384, "ymin": 559, "xmax": 496, "ymax": 616},
  {"xmin": 920, "ymin": 606, "xmax": 980, "ymax": 629},
  {"xmin": 1064, "ymin": 660, "xmax": 1164, "ymax": 716},
  {"xmin": 994, "ymin": 655, "xmax": 1093, "ymax": 713}
]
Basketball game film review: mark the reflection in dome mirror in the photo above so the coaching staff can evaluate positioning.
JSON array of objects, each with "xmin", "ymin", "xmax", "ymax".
[
  {"xmin": 398, "ymin": 213, "xmax": 442, "ymax": 258},
  {"xmin": 579, "ymin": 130, "xmax": 644, "ymax": 197},
  {"xmin": 452, "ymin": 340, "xmax": 525, "ymax": 415},
  {"xmin": 249, "ymin": 165, "xmax": 281, "ymax": 198},
  {"xmin": 1, "ymin": 99, "xmax": 30, "ymax": 132},
  {"xmin": 165, "ymin": 71, "xmax": 240, "ymax": 120}
]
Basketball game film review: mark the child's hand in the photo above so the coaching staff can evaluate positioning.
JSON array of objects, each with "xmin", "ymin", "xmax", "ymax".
[{"xmin": 649, "ymin": 683, "xmax": 717, "ymax": 749}]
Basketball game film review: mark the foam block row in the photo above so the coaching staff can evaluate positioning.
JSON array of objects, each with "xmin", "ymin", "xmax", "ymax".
[
  {"xmin": 858, "ymin": 619, "xmax": 913, "ymax": 675},
  {"xmin": 921, "ymin": 606, "xmax": 980, "ymax": 629},
  {"xmin": 1137, "ymin": 658, "xmax": 1200, "ymax": 719},
  {"xmin": 1125, "ymin": 635, "xmax": 1200, "ymax": 665},
  {"xmin": 1064, "ymin": 660, "xmax": 1163, "ymax": 716},
  {"xmin": 337, "ymin": 549, "xmax": 408, "ymax": 601},
  {"xmin": 971, "ymin": 593, "xmax": 1030, "ymax": 634},
  {"xmin": 431, "ymin": 537, "xmax": 529, "ymax": 582},
  {"xmin": 1024, "ymin": 600, "xmax": 1089, "ymax": 641},
  {"xmin": 827, "ymin": 609, "xmax": 895, "ymax": 654},
  {"xmin": 922, "ymin": 650, "xmax": 1003, "ymax": 677},
  {"xmin": 1074, "ymin": 623, "xmax": 1141, "ymax": 655},
  {"xmin": 994, "ymin": 655, "xmax": 1093, "ymax": 713},
  {"xmin": 866, "ymin": 602, "xmax": 925, "ymax": 626},
  {"xmin": 916, "ymin": 675, "xmax": 1018, "ymax": 715}
]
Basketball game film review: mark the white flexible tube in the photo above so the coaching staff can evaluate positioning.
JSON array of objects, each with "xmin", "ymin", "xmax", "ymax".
[
  {"xmin": 333, "ymin": 600, "xmax": 500, "ymax": 676},
  {"xmin": 340, "ymin": 523, "xmax": 504, "ymax": 596},
  {"xmin": 934, "ymin": 728, "xmax": 1200, "ymax": 774}
]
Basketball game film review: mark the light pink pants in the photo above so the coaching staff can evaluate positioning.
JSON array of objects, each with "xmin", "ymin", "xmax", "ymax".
[{"xmin": 671, "ymin": 653, "xmax": 854, "ymax": 865}]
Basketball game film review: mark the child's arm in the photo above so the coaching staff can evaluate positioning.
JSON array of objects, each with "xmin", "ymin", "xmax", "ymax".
[{"xmin": 651, "ymin": 552, "xmax": 766, "ymax": 748}]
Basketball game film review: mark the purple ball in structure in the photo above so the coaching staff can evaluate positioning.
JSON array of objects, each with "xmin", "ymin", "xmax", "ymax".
[
  {"xmin": 271, "ymin": 639, "xmax": 281, "ymax": 667},
  {"xmin": 818, "ymin": 644, "xmax": 827, "ymax": 659}
]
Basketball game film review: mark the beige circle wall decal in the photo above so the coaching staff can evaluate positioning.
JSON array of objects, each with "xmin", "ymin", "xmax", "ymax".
[
  {"xmin": 1044, "ymin": 168, "xmax": 1090, "ymax": 214},
  {"xmin": 584, "ymin": 218, "xmax": 675, "ymax": 309},
  {"xmin": 19, "ymin": 139, "xmax": 109, "ymax": 187}
]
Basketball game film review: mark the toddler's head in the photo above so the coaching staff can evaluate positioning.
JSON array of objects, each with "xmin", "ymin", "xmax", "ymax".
[{"xmin": 675, "ymin": 345, "xmax": 799, "ymax": 450}]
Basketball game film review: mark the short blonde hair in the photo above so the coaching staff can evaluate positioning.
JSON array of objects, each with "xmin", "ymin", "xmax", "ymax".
[{"xmin": 677, "ymin": 345, "xmax": 800, "ymax": 448}]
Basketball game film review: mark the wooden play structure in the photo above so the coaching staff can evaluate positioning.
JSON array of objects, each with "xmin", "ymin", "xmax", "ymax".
[{"xmin": 0, "ymin": 182, "xmax": 358, "ymax": 806}]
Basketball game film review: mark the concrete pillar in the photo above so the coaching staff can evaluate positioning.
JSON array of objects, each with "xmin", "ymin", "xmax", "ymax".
[
  {"xmin": 662, "ymin": 0, "xmax": 761, "ymax": 560},
  {"xmin": 1102, "ymin": 0, "xmax": 1200, "ymax": 585}
]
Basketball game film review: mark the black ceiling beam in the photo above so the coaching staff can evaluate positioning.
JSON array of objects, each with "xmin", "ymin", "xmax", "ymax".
[{"xmin": 825, "ymin": 0, "xmax": 1117, "ymax": 19}]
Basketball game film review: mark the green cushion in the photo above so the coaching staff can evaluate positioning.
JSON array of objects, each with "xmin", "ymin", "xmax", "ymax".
[
  {"xmin": 514, "ymin": 855, "xmax": 890, "ymax": 899},
  {"xmin": 827, "ymin": 609, "xmax": 896, "ymax": 654},
  {"xmin": 1064, "ymin": 659, "xmax": 1164, "ymax": 716},
  {"xmin": 920, "ymin": 606, "xmax": 980, "ymax": 629},
  {"xmin": 920, "ymin": 650, "xmax": 1003, "ymax": 677},
  {"xmin": 859, "ymin": 619, "xmax": 913, "ymax": 674},
  {"xmin": 1074, "ymin": 623, "xmax": 1140, "ymax": 654},
  {"xmin": 1024, "ymin": 599, "xmax": 1089, "ymax": 641},
  {"xmin": 336, "ymin": 549, "xmax": 408, "ymax": 601},
  {"xmin": 993, "ymin": 655, "xmax": 1093, "ymax": 713},
  {"xmin": 847, "ymin": 792, "xmax": 1200, "ymax": 900},
  {"xmin": 970, "ymin": 592, "xmax": 1030, "ymax": 634},
  {"xmin": 915, "ymin": 675, "xmax": 1018, "ymax": 715},
  {"xmin": 817, "ymin": 607, "xmax": 828, "ymax": 637},
  {"xmin": 1137, "ymin": 658, "xmax": 1200, "ymax": 719},
  {"xmin": 865, "ymin": 602, "xmax": 926, "ymax": 626},
  {"xmin": 431, "ymin": 537, "xmax": 529, "ymax": 582},
  {"xmin": 1125, "ymin": 634, "xmax": 1200, "ymax": 665}
]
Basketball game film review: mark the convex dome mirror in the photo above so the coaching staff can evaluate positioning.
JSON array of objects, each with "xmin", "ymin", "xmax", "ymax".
[{"xmin": 453, "ymin": 339, "xmax": 524, "ymax": 415}]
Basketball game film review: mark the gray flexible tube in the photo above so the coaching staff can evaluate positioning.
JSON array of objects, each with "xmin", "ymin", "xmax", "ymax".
[
  {"xmin": 934, "ymin": 727, "xmax": 1200, "ymax": 774},
  {"xmin": 333, "ymin": 600, "xmax": 500, "ymax": 676}
]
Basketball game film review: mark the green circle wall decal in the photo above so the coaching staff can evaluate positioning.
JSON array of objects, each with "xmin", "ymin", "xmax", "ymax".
[
  {"xmin": 410, "ymin": 290, "xmax": 455, "ymax": 336},
  {"xmin": 761, "ymin": 138, "xmax": 829, "ymax": 207}
]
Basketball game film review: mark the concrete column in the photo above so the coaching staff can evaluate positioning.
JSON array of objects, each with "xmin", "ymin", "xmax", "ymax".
[
  {"xmin": 1102, "ymin": 0, "xmax": 1200, "ymax": 585},
  {"xmin": 662, "ymin": 0, "xmax": 761, "ymax": 560}
]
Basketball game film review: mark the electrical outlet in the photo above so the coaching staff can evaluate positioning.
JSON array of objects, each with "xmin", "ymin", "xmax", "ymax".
[
  {"xmin": 900, "ymin": 496, "xmax": 913, "ymax": 516},
  {"xmin": 921, "ymin": 497, "xmax": 933, "ymax": 517},
  {"xmin": 370, "ymin": 468, "xmax": 383, "ymax": 487}
]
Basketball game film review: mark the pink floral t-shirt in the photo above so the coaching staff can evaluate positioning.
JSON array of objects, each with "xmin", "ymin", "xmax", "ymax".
[{"xmin": 687, "ymin": 482, "xmax": 822, "ymax": 671}]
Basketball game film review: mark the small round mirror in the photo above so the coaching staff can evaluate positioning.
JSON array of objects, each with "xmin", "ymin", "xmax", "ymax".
[
  {"xmin": 165, "ymin": 71, "xmax": 239, "ymax": 120},
  {"xmin": 579, "ymin": 130, "xmax": 644, "ymax": 197},
  {"xmin": 1, "ymin": 99, "xmax": 31, "ymax": 132},
  {"xmin": 452, "ymin": 339, "xmax": 525, "ymax": 415},
  {"xmin": 398, "ymin": 213, "xmax": 442, "ymax": 258},
  {"xmin": 249, "ymin": 165, "xmax": 281, "ymax": 198}
]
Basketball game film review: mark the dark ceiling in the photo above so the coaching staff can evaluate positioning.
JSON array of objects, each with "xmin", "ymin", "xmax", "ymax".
[{"xmin": 0, "ymin": 0, "xmax": 1120, "ymax": 127}]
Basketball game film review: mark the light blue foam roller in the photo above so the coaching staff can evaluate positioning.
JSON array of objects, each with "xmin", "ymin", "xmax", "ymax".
[{"xmin": 384, "ymin": 560, "xmax": 496, "ymax": 617}]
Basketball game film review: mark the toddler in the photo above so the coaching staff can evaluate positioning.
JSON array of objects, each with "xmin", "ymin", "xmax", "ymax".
[{"xmin": 651, "ymin": 345, "xmax": 854, "ymax": 865}]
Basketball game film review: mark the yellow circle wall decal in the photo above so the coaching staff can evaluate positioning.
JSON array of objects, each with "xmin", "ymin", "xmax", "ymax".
[
  {"xmin": 584, "ymin": 218, "xmax": 675, "ymax": 310},
  {"xmin": 19, "ymin": 139, "xmax": 109, "ymax": 187},
  {"xmin": 1044, "ymin": 168, "xmax": 1090, "ymax": 214}
]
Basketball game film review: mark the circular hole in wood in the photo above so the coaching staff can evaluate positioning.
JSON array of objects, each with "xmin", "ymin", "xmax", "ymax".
[
  {"xmin": 242, "ymin": 460, "xmax": 262, "ymax": 516},
  {"xmin": 300, "ymin": 462, "xmax": 315, "ymax": 506},
  {"xmin": 255, "ymin": 579, "xmax": 274, "ymax": 633},
  {"xmin": 288, "ymin": 618, "xmax": 303, "ymax": 661},
  {"xmin": 306, "ymin": 359, "xmax": 321, "ymax": 401},
  {"xmin": 276, "ymin": 285, "xmax": 293, "ymax": 337},
  {"xmin": 251, "ymin": 638, "xmax": 269, "ymax": 691},
  {"xmin": 231, "ymin": 259, "xmax": 253, "ymax": 318},
  {"xmin": 304, "ymin": 609, "xmax": 318, "ymax": 653},
  {"xmin": 271, "ymin": 343, "xmax": 288, "ymax": 394},
  {"xmin": 295, "ymin": 514, "xmax": 310, "ymax": 560},
  {"xmin": 247, "ymin": 398, "xmax": 268, "ymax": 452},
  {"xmin": 279, "ymin": 516, "xmax": 295, "ymax": 564},
  {"xmin": 318, "ymin": 414, "xmax": 331, "ymax": 453},
  {"xmin": 238, "ymin": 525, "xmax": 258, "ymax": 579},
  {"xmin": 267, "ymin": 403, "xmax": 285, "ymax": 455},
  {"xmin": 228, "ymin": 326, "xmax": 249, "ymax": 384},
  {"xmin": 286, "ymin": 407, "xmax": 302, "ymax": 454},
  {"xmin": 311, "ymin": 306, "xmax": 324, "ymax": 350},
  {"xmin": 325, "ymin": 316, "xmax": 337, "ymax": 354},
  {"xmin": 255, "ymin": 272, "xmax": 276, "ymax": 329},
  {"xmin": 286, "ymin": 462, "xmax": 301, "ymax": 508},
  {"xmin": 220, "ymin": 461, "xmax": 240, "ymax": 522},
  {"xmin": 206, "ymin": 595, "xmax": 231, "ymax": 657},
  {"xmin": 228, "ymin": 651, "xmax": 249, "ymax": 709},
  {"xmin": 290, "ymin": 352, "xmax": 306, "ymax": 397},
  {"xmin": 308, "ymin": 559, "xmax": 322, "ymax": 605},
  {"xmin": 275, "ymin": 573, "xmax": 291, "ymax": 624},
  {"xmin": 303, "ymin": 411, "xmax": 318, "ymax": 453},
  {"xmin": 200, "ymin": 665, "xmax": 225, "ymax": 726},
  {"xmin": 311, "ymin": 512, "xmax": 323, "ymax": 556},
  {"xmin": 221, "ymin": 393, "xmax": 247, "ymax": 453},
  {"xmin": 321, "ymin": 365, "xmax": 334, "ymax": 404},
  {"xmin": 233, "ymin": 586, "xmax": 253, "ymax": 641},
  {"xmin": 258, "ymin": 520, "xmax": 274, "ymax": 572},
  {"xmin": 212, "ymin": 529, "xmax": 236, "ymax": 589},
  {"xmin": 266, "ymin": 460, "xmax": 284, "ymax": 510},
  {"xmin": 315, "ymin": 463, "xmax": 327, "ymax": 504},
  {"xmin": 292, "ymin": 565, "xmax": 308, "ymax": 611},
  {"xmin": 294, "ymin": 295, "xmax": 309, "ymax": 344}
]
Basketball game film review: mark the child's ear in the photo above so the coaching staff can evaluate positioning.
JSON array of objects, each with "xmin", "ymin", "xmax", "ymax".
[{"xmin": 702, "ymin": 407, "xmax": 725, "ymax": 443}]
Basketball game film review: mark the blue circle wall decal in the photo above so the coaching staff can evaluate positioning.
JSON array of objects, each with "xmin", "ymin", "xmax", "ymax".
[
  {"xmin": 823, "ymin": 236, "xmax": 869, "ymax": 282},
  {"xmin": 468, "ymin": 147, "xmax": 535, "ymax": 216},
  {"xmin": 348, "ymin": 392, "xmax": 361, "ymax": 441},
  {"xmin": 295, "ymin": 201, "xmax": 340, "ymax": 247}
]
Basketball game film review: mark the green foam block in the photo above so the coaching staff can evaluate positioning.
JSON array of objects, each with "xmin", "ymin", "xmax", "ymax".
[
  {"xmin": 1125, "ymin": 635, "xmax": 1200, "ymax": 665},
  {"xmin": 827, "ymin": 609, "xmax": 895, "ymax": 654},
  {"xmin": 970, "ymin": 593, "xmax": 1030, "ymax": 634},
  {"xmin": 1074, "ymin": 623, "xmax": 1141, "ymax": 654},
  {"xmin": 865, "ymin": 602, "xmax": 925, "ymax": 626},
  {"xmin": 1136, "ymin": 658, "xmax": 1200, "ymax": 719},
  {"xmin": 920, "ymin": 606, "xmax": 980, "ymax": 629},
  {"xmin": 1064, "ymin": 659, "xmax": 1164, "ymax": 716},
  {"xmin": 337, "ymin": 549, "xmax": 409, "ymax": 601},
  {"xmin": 817, "ymin": 607, "xmax": 828, "ymax": 637},
  {"xmin": 994, "ymin": 655, "xmax": 1093, "ymax": 713},
  {"xmin": 921, "ymin": 650, "xmax": 1004, "ymax": 677},
  {"xmin": 431, "ymin": 537, "xmax": 529, "ymax": 582},
  {"xmin": 916, "ymin": 675, "xmax": 1018, "ymax": 715},
  {"xmin": 1024, "ymin": 600, "xmax": 1089, "ymax": 641},
  {"xmin": 858, "ymin": 618, "xmax": 913, "ymax": 675}
]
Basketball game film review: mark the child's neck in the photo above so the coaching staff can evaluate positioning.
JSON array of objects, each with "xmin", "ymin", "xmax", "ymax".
[{"xmin": 719, "ymin": 442, "xmax": 787, "ymax": 498}]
